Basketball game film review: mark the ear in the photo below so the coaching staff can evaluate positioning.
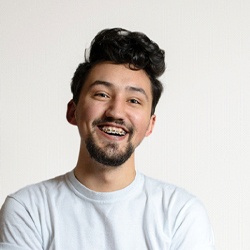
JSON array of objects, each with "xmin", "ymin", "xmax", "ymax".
[
  {"xmin": 145, "ymin": 114, "xmax": 156, "ymax": 137},
  {"xmin": 66, "ymin": 100, "xmax": 77, "ymax": 125}
]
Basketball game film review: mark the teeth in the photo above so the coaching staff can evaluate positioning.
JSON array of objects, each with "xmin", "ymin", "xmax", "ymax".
[{"xmin": 102, "ymin": 126, "xmax": 126, "ymax": 136}]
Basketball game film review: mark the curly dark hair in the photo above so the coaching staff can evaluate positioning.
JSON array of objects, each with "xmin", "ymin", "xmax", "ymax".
[{"xmin": 71, "ymin": 28, "xmax": 165, "ymax": 115}]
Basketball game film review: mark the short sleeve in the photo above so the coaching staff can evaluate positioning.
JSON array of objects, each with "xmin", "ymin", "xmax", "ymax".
[
  {"xmin": 0, "ymin": 196, "xmax": 43, "ymax": 250},
  {"xmin": 170, "ymin": 198, "xmax": 215, "ymax": 250}
]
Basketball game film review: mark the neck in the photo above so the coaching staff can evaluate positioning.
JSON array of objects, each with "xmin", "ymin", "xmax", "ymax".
[{"xmin": 74, "ymin": 151, "xmax": 136, "ymax": 192}]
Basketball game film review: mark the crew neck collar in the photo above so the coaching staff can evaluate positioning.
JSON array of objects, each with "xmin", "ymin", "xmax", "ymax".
[{"xmin": 66, "ymin": 170, "xmax": 142, "ymax": 203}]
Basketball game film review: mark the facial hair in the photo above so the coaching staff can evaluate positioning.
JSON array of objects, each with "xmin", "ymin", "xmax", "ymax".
[
  {"xmin": 85, "ymin": 117, "xmax": 135, "ymax": 167},
  {"xmin": 85, "ymin": 135, "xmax": 134, "ymax": 167}
]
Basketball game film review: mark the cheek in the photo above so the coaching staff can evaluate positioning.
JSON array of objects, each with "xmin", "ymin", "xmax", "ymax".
[
  {"xmin": 77, "ymin": 102, "xmax": 100, "ymax": 120},
  {"xmin": 76, "ymin": 105, "xmax": 96, "ymax": 138},
  {"xmin": 132, "ymin": 114, "xmax": 152, "ymax": 136}
]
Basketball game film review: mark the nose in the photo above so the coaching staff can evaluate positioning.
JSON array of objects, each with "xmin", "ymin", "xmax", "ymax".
[{"xmin": 105, "ymin": 97, "xmax": 125, "ymax": 120}]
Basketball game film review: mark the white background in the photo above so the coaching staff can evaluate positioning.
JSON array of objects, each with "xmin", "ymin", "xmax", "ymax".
[{"xmin": 1, "ymin": 1, "xmax": 249, "ymax": 249}]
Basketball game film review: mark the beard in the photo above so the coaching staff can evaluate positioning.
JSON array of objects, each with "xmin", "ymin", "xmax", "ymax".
[{"xmin": 85, "ymin": 135, "xmax": 134, "ymax": 167}]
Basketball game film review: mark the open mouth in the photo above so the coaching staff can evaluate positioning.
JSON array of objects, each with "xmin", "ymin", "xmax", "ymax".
[{"xmin": 99, "ymin": 126, "xmax": 127, "ymax": 136}]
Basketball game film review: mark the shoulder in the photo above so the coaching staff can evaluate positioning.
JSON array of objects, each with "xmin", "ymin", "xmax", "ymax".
[
  {"xmin": 139, "ymin": 173, "xmax": 213, "ymax": 229},
  {"xmin": 2, "ymin": 172, "xmax": 71, "ymax": 210},
  {"xmin": 138, "ymin": 173, "xmax": 215, "ymax": 248},
  {"xmin": 0, "ymin": 172, "xmax": 72, "ymax": 238},
  {"xmin": 0, "ymin": 174, "xmax": 70, "ymax": 250},
  {"xmin": 139, "ymin": 172, "xmax": 196, "ymax": 204}
]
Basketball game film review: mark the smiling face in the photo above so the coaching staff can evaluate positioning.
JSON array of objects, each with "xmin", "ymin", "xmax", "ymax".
[{"xmin": 68, "ymin": 62, "xmax": 156, "ymax": 167}]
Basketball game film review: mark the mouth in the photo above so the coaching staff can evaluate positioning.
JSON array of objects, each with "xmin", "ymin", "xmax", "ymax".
[{"xmin": 98, "ymin": 125, "xmax": 127, "ymax": 137}]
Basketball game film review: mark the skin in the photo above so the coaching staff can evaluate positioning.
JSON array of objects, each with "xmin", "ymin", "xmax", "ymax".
[{"xmin": 67, "ymin": 62, "xmax": 156, "ymax": 192}]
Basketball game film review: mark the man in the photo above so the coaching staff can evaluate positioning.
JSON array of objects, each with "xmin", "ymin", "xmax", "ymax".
[{"xmin": 0, "ymin": 28, "xmax": 215, "ymax": 249}]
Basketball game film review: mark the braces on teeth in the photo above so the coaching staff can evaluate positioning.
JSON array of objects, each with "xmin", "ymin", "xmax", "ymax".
[{"xmin": 102, "ymin": 127, "xmax": 126, "ymax": 136}]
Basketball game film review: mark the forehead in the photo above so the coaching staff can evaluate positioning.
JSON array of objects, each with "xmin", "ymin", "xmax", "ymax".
[{"xmin": 83, "ymin": 62, "xmax": 152, "ymax": 97}]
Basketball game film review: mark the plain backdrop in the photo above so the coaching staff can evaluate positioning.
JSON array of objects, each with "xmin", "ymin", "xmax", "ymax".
[{"xmin": 1, "ymin": 1, "xmax": 249, "ymax": 249}]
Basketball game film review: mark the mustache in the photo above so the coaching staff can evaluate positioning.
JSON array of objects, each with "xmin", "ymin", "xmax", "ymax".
[{"xmin": 92, "ymin": 117, "xmax": 134, "ymax": 134}]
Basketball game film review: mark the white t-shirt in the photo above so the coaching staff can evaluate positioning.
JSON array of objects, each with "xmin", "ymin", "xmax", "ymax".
[{"xmin": 0, "ymin": 171, "xmax": 215, "ymax": 250}]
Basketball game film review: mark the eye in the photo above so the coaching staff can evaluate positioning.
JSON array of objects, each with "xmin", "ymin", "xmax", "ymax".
[
  {"xmin": 128, "ymin": 98, "xmax": 141, "ymax": 105},
  {"xmin": 94, "ymin": 92, "xmax": 109, "ymax": 98}
]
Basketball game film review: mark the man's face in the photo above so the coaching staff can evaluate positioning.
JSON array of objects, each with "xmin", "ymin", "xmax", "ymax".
[{"xmin": 73, "ymin": 62, "xmax": 156, "ymax": 166}]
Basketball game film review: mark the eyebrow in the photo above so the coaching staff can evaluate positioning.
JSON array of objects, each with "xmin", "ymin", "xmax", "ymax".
[
  {"xmin": 89, "ymin": 80, "xmax": 112, "ymax": 89},
  {"xmin": 89, "ymin": 80, "xmax": 149, "ymax": 100},
  {"xmin": 126, "ymin": 86, "xmax": 149, "ymax": 100}
]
